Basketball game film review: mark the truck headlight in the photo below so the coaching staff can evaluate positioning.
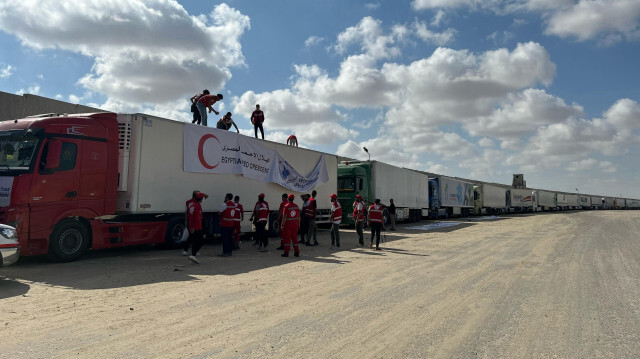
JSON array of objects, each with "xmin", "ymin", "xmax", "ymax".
[{"xmin": 0, "ymin": 227, "xmax": 18, "ymax": 241}]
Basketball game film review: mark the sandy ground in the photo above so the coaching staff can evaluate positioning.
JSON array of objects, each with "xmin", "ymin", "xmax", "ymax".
[{"xmin": 1, "ymin": 211, "xmax": 639, "ymax": 359}]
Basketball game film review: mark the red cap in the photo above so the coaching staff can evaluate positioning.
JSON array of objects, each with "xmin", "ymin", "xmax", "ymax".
[
  {"xmin": 330, "ymin": 194, "xmax": 337, "ymax": 200},
  {"xmin": 355, "ymin": 194, "xmax": 362, "ymax": 199},
  {"xmin": 258, "ymin": 193, "xmax": 265, "ymax": 198},
  {"xmin": 288, "ymin": 194, "xmax": 295, "ymax": 200},
  {"xmin": 195, "ymin": 192, "xmax": 205, "ymax": 199}
]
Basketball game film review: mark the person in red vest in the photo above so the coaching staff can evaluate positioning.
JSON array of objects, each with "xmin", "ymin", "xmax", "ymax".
[
  {"xmin": 196, "ymin": 93, "xmax": 223, "ymax": 127},
  {"xmin": 186, "ymin": 192, "xmax": 206, "ymax": 264},
  {"xmin": 219, "ymin": 193, "xmax": 235, "ymax": 257},
  {"xmin": 232, "ymin": 195, "xmax": 244, "ymax": 250},
  {"xmin": 280, "ymin": 194, "xmax": 300, "ymax": 257},
  {"xmin": 276, "ymin": 193, "xmax": 288, "ymax": 251},
  {"xmin": 286, "ymin": 134, "xmax": 298, "ymax": 147},
  {"xmin": 250, "ymin": 193, "xmax": 270, "ymax": 252},
  {"xmin": 307, "ymin": 190, "xmax": 319, "ymax": 246},
  {"xmin": 330, "ymin": 193, "xmax": 342, "ymax": 249},
  {"xmin": 184, "ymin": 190, "xmax": 208, "ymax": 256},
  {"xmin": 353, "ymin": 194, "xmax": 365, "ymax": 247},
  {"xmin": 367, "ymin": 199, "xmax": 385, "ymax": 250},
  {"xmin": 251, "ymin": 104, "xmax": 265, "ymax": 139}
]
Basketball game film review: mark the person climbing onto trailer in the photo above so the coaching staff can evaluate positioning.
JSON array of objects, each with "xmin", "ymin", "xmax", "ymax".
[
  {"xmin": 286, "ymin": 134, "xmax": 298, "ymax": 147},
  {"xmin": 196, "ymin": 93, "xmax": 223, "ymax": 127}
]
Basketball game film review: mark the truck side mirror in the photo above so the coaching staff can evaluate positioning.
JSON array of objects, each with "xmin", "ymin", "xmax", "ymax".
[{"xmin": 44, "ymin": 140, "xmax": 62, "ymax": 170}]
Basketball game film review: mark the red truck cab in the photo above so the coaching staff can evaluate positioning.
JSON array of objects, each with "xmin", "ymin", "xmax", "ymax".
[{"xmin": 0, "ymin": 112, "xmax": 165, "ymax": 261}]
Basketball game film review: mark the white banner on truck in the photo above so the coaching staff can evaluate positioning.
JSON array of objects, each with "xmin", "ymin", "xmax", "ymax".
[
  {"xmin": 183, "ymin": 124, "xmax": 328, "ymax": 192},
  {"xmin": 0, "ymin": 176, "xmax": 13, "ymax": 207}
]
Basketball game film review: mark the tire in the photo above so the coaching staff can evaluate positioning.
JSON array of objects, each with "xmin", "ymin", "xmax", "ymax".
[
  {"xmin": 48, "ymin": 219, "xmax": 90, "ymax": 262},
  {"xmin": 164, "ymin": 216, "xmax": 186, "ymax": 248}
]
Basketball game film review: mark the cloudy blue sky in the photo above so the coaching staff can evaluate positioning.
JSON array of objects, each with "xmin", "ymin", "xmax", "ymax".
[{"xmin": 1, "ymin": 0, "xmax": 639, "ymax": 198}]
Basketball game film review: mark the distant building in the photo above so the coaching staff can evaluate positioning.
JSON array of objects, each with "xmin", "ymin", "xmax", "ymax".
[
  {"xmin": 512, "ymin": 174, "xmax": 526, "ymax": 189},
  {"xmin": 0, "ymin": 91, "xmax": 103, "ymax": 122}
]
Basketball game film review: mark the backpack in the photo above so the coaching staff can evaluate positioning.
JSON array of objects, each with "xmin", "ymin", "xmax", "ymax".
[{"xmin": 190, "ymin": 94, "xmax": 203, "ymax": 112}]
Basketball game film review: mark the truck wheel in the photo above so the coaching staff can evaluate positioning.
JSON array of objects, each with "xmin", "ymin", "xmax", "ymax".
[
  {"xmin": 48, "ymin": 219, "xmax": 90, "ymax": 262},
  {"xmin": 165, "ymin": 216, "xmax": 186, "ymax": 248}
]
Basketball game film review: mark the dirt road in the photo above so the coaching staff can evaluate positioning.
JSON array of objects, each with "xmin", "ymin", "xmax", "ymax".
[{"xmin": 1, "ymin": 211, "xmax": 639, "ymax": 358}]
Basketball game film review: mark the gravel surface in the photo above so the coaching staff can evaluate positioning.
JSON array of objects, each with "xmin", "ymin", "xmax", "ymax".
[{"xmin": 1, "ymin": 211, "xmax": 639, "ymax": 358}]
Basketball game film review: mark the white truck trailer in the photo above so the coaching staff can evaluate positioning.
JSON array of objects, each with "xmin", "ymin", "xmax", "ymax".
[
  {"xmin": 472, "ymin": 183, "xmax": 508, "ymax": 215},
  {"xmin": 591, "ymin": 196, "xmax": 604, "ymax": 209},
  {"xmin": 578, "ymin": 195, "xmax": 591, "ymax": 209},
  {"xmin": 118, "ymin": 113, "xmax": 339, "ymax": 237},
  {"xmin": 429, "ymin": 176, "xmax": 475, "ymax": 217},
  {"xmin": 509, "ymin": 189, "xmax": 535, "ymax": 212},
  {"xmin": 537, "ymin": 190, "xmax": 557, "ymax": 211}
]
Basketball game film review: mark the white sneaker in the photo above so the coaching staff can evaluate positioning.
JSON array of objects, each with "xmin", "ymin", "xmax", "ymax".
[
  {"xmin": 182, "ymin": 251, "xmax": 189, "ymax": 256},
  {"xmin": 188, "ymin": 255, "xmax": 200, "ymax": 264}
]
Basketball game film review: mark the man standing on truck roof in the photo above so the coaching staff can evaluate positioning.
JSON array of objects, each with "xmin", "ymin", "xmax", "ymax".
[
  {"xmin": 389, "ymin": 198, "xmax": 396, "ymax": 231},
  {"xmin": 186, "ymin": 192, "xmax": 207, "ymax": 264},
  {"xmin": 353, "ymin": 194, "xmax": 365, "ymax": 247},
  {"xmin": 280, "ymin": 194, "xmax": 300, "ymax": 257},
  {"xmin": 330, "ymin": 193, "xmax": 342, "ymax": 249},
  {"xmin": 251, "ymin": 104, "xmax": 265, "ymax": 139},
  {"xmin": 276, "ymin": 193, "xmax": 288, "ymax": 251},
  {"xmin": 196, "ymin": 93, "xmax": 223, "ymax": 127},
  {"xmin": 233, "ymin": 195, "xmax": 244, "ymax": 250},
  {"xmin": 250, "ymin": 193, "xmax": 269, "ymax": 252},
  {"xmin": 190, "ymin": 89, "xmax": 209, "ymax": 125},
  {"xmin": 184, "ymin": 190, "xmax": 208, "ymax": 256},
  {"xmin": 307, "ymin": 190, "xmax": 319, "ymax": 246},
  {"xmin": 367, "ymin": 199, "xmax": 384, "ymax": 250},
  {"xmin": 219, "ymin": 193, "xmax": 235, "ymax": 257}
]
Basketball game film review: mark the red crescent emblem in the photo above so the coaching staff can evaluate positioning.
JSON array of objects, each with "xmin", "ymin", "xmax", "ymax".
[{"xmin": 198, "ymin": 134, "xmax": 221, "ymax": 169}]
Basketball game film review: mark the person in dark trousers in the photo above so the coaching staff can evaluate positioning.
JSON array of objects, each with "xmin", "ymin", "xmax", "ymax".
[
  {"xmin": 184, "ymin": 190, "xmax": 208, "ymax": 256},
  {"xmin": 251, "ymin": 104, "xmax": 265, "ymax": 139},
  {"xmin": 250, "ymin": 193, "xmax": 270, "ymax": 252},
  {"xmin": 329, "ymin": 193, "xmax": 342, "ymax": 249},
  {"xmin": 219, "ymin": 193, "xmax": 235, "ymax": 257},
  {"xmin": 299, "ymin": 194, "xmax": 309, "ymax": 245},
  {"xmin": 190, "ymin": 89, "xmax": 210, "ymax": 125},
  {"xmin": 368, "ymin": 199, "xmax": 385, "ymax": 250},
  {"xmin": 186, "ymin": 192, "xmax": 206, "ymax": 264},
  {"xmin": 353, "ymin": 194, "xmax": 365, "ymax": 246},
  {"xmin": 307, "ymin": 190, "xmax": 319, "ymax": 246},
  {"xmin": 216, "ymin": 112, "xmax": 239, "ymax": 132},
  {"xmin": 276, "ymin": 193, "xmax": 288, "ymax": 250},
  {"xmin": 196, "ymin": 93, "xmax": 223, "ymax": 127},
  {"xmin": 389, "ymin": 198, "xmax": 396, "ymax": 230}
]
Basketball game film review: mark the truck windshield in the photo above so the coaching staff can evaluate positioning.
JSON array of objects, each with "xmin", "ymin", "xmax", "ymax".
[
  {"xmin": 338, "ymin": 176, "xmax": 355, "ymax": 191},
  {"xmin": 0, "ymin": 134, "xmax": 39, "ymax": 172}
]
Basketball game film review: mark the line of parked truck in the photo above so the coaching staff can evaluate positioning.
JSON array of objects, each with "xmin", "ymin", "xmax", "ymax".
[{"xmin": 0, "ymin": 111, "xmax": 637, "ymax": 264}]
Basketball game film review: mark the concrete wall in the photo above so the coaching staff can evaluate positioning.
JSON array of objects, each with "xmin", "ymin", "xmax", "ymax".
[{"xmin": 0, "ymin": 91, "xmax": 104, "ymax": 122}]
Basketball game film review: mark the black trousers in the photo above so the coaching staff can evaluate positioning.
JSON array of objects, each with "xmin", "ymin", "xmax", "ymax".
[
  {"xmin": 184, "ymin": 230, "xmax": 204, "ymax": 255},
  {"xmin": 255, "ymin": 221, "xmax": 268, "ymax": 247},
  {"xmin": 370, "ymin": 223, "xmax": 382, "ymax": 248},
  {"xmin": 254, "ymin": 123, "xmax": 264, "ymax": 139},
  {"xmin": 192, "ymin": 108, "xmax": 201, "ymax": 125}
]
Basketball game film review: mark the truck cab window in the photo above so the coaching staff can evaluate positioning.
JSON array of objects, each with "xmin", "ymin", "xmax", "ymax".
[{"xmin": 40, "ymin": 142, "xmax": 77, "ymax": 173}]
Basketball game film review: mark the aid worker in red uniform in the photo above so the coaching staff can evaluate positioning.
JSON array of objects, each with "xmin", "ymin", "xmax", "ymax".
[
  {"xmin": 280, "ymin": 194, "xmax": 300, "ymax": 257},
  {"xmin": 184, "ymin": 190, "xmax": 208, "ymax": 256},
  {"xmin": 219, "ymin": 193, "xmax": 235, "ymax": 257},
  {"xmin": 353, "ymin": 194, "xmax": 365, "ymax": 246},
  {"xmin": 232, "ymin": 195, "xmax": 244, "ymax": 249},
  {"xmin": 330, "ymin": 193, "xmax": 342, "ymax": 249},
  {"xmin": 367, "ymin": 198, "xmax": 385, "ymax": 250},
  {"xmin": 250, "ymin": 193, "xmax": 270, "ymax": 252},
  {"xmin": 304, "ymin": 193, "xmax": 317, "ymax": 246},
  {"xmin": 186, "ymin": 192, "xmax": 206, "ymax": 264},
  {"xmin": 276, "ymin": 193, "xmax": 288, "ymax": 251}
]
